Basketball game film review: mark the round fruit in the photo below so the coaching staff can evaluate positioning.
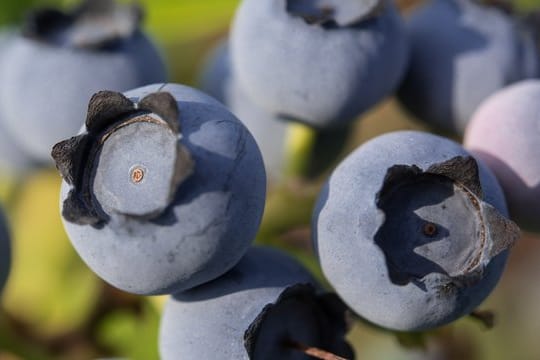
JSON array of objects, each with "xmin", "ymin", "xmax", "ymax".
[
  {"xmin": 230, "ymin": 0, "xmax": 409, "ymax": 128},
  {"xmin": 397, "ymin": 0, "xmax": 539, "ymax": 134},
  {"xmin": 0, "ymin": 29, "xmax": 33, "ymax": 174},
  {"xmin": 464, "ymin": 80, "xmax": 540, "ymax": 233},
  {"xmin": 53, "ymin": 83, "xmax": 266, "ymax": 295},
  {"xmin": 0, "ymin": 0, "xmax": 167, "ymax": 164},
  {"xmin": 159, "ymin": 246, "xmax": 353, "ymax": 360},
  {"xmin": 313, "ymin": 130, "xmax": 519, "ymax": 331}
]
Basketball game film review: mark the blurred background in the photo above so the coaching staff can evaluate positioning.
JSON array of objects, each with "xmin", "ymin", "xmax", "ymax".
[{"xmin": 0, "ymin": 0, "xmax": 540, "ymax": 359}]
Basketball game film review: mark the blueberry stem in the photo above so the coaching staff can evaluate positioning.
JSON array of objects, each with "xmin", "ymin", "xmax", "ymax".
[
  {"xmin": 469, "ymin": 309, "xmax": 495, "ymax": 329},
  {"xmin": 284, "ymin": 339, "xmax": 349, "ymax": 360},
  {"xmin": 283, "ymin": 122, "xmax": 350, "ymax": 180}
]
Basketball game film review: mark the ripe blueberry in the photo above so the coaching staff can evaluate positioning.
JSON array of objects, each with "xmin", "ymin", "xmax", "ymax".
[
  {"xmin": 0, "ymin": 29, "xmax": 33, "ymax": 174},
  {"xmin": 159, "ymin": 246, "xmax": 353, "ymax": 360},
  {"xmin": 0, "ymin": 0, "xmax": 167, "ymax": 164},
  {"xmin": 313, "ymin": 131, "xmax": 519, "ymax": 331},
  {"xmin": 397, "ymin": 0, "xmax": 539, "ymax": 134},
  {"xmin": 230, "ymin": 0, "xmax": 409, "ymax": 128},
  {"xmin": 52, "ymin": 83, "xmax": 266, "ymax": 295}
]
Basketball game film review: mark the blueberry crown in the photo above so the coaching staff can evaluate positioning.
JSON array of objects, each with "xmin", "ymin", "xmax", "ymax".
[
  {"xmin": 22, "ymin": 0, "xmax": 143, "ymax": 49},
  {"xmin": 286, "ymin": 0, "xmax": 383, "ymax": 27},
  {"xmin": 375, "ymin": 156, "xmax": 519, "ymax": 289},
  {"xmin": 51, "ymin": 90, "xmax": 193, "ymax": 226},
  {"xmin": 243, "ymin": 283, "xmax": 353, "ymax": 359}
]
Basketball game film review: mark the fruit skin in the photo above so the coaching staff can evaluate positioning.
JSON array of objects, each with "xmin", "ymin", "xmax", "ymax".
[
  {"xmin": 199, "ymin": 40, "xmax": 287, "ymax": 182},
  {"xmin": 0, "ymin": 205, "xmax": 10, "ymax": 294},
  {"xmin": 198, "ymin": 40, "xmax": 231, "ymax": 104},
  {"xmin": 397, "ymin": 0, "xmax": 539, "ymax": 134},
  {"xmin": 464, "ymin": 80, "xmax": 540, "ymax": 233},
  {"xmin": 159, "ymin": 246, "xmax": 353, "ymax": 360},
  {"xmin": 312, "ymin": 130, "xmax": 515, "ymax": 331},
  {"xmin": 0, "ymin": 29, "xmax": 33, "ymax": 174},
  {"xmin": 0, "ymin": 3, "xmax": 167, "ymax": 164},
  {"xmin": 230, "ymin": 0, "xmax": 408, "ymax": 129},
  {"xmin": 58, "ymin": 83, "xmax": 266, "ymax": 295}
]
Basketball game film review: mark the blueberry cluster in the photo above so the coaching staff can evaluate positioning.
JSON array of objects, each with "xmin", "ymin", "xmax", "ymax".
[
  {"xmin": 52, "ymin": 85, "xmax": 353, "ymax": 358},
  {"xmin": 0, "ymin": 0, "xmax": 537, "ymax": 358}
]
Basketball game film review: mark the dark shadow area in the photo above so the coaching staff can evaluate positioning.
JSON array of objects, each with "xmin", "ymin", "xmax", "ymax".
[
  {"xmin": 374, "ymin": 162, "xmax": 486, "ymax": 290},
  {"xmin": 375, "ymin": 172, "xmax": 454, "ymax": 287}
]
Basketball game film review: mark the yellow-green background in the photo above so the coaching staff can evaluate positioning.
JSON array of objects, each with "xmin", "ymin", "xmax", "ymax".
[{"xmin": 0, "ymin": 1, "xmax": 540, "ymax": 359}]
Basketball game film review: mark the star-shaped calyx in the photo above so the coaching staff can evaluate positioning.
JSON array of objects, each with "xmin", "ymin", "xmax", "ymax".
[
  {"xmin": 286, "ymin": 0, "xmax": 383, "ymax": 27},
  {"xmin": 375, "ymin": 156, "xmax": 520, "ymax": 289},
  {"xmin": 52, "ymin": 90, "xmax": 194, "ymax": 226},
  {"xmin": 23, "ymin": 0, "xmax": 143, "ymax": 49},
  {"xmin": 244, "ymin": 284, "xmax": 354, "ymax": 359}
]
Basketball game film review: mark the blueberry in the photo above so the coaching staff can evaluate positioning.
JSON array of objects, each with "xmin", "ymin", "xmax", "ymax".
[
  {"xmin": 0, "ymin": 29, "xmax": 33, "ymax": 174},
  {"xmin": 0, "ymin": 0, "xmax": 167, "ymax": 164},
  {"xmin": 313, "ymin": 130, "xmax": 519, "ymax": 331},
  {"xmin": 230, "ymin": 0, "xmax": 408, "ymax": 128},
  {"xmin": 159, "ymin": 246, "xmax": 353, "ymax": 360},
  {"xmin": 199, "ymin": 40, "xmax": 287, "ymax": 182},
  {"xmin": 52, "ymin": 83, "xmax": 266, "ymax": 295},
  {"xmin": 465, "ymin": 80, "xmax": 540, "ymax": 233},
  {"xmin": 198, "ymin": 40, "xmax": 231, "ymax": 104},
  {"xmin": 0, "ymin": 205, "xmax": 10, "ymax": 294},
  {"xmin": 397, "ymin": 0, "xmax": 539, "ymax": 134}
]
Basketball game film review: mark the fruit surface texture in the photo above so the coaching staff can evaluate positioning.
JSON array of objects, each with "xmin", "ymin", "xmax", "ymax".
[
  {"xmin": 231, "ymin": 0, "xmax": 409, "ymax": 128},
  {"xmin": 55, "ymin": 83, "xmax": 266, "ymax": 295},
  {"xmin": 313, "ymin": 131, "xmax": 519, "ymax": 331}
]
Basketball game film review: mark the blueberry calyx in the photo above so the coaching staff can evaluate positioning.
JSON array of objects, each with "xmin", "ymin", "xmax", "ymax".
[
  {"xmin": 475, "ymin": 0, "xmax": 514, "ymax": 14},
  {"xmin": 244, "ymin": 283, "xmax": 354, "ymax": 359},
  {"xmin": 375, "ymin": 156, "xmax": 519, "ymax": 289},
  {"xmin": 52, "ymin": 90, "xmax": 194, "ymax": 226},
  {"xmin": 22, "ymin": 0, "xmax": 143, "ymax": 50},
  {"xmin": 286, "ymin": 0, "xmax": 383, "ymax": 27}
]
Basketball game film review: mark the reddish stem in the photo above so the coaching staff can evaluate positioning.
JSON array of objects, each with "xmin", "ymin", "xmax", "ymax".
[{"xmin": 285, "ymin": 339, "xmax": 349, "ymax": 360}]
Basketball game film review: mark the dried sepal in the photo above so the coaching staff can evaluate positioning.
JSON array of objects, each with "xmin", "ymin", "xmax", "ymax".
[
  {"xmin": 138, "ymin": 92, "xmax": 180, "ymax": 133},
  {"xmin": 286, "ymin": 0, "xmax": 383, "ymax": 27},
  {"xmin": 427, "ymin": 156, "xmax": 483, "ymax": 198},
  {"xmin": 86, "ymin": 91, "xmax": 135, "ymax": 132},
  {"xmin": 51, "ymin": 135, "xmax": 89, "ymax": 185}
]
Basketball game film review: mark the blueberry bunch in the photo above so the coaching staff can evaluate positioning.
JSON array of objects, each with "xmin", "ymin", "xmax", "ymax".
[
  {"xmin": 52, "ymin": 84, "xmax": 353, "ymax": 358},
  {"xmin": 34, "ymin": 0, "xmax": 540, "ymax": 357},
  {"xmin": 0, "ymin": 0, "xmax": 167, "ymax": 165},
  {"xmin": 160, "ymin": 247, "xmax": 353, "ymax": 360}
]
